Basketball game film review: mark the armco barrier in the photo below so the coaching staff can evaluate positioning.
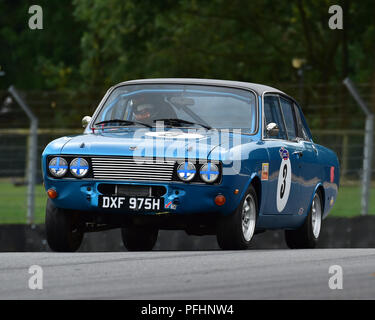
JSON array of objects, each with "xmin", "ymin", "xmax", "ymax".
[{"xmin": 0, "ymin": 216, "xmax": 374, "ymax": 252}]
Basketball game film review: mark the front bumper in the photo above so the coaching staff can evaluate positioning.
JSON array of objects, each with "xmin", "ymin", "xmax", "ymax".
[{"xmin": 43, "ymin": 177, "xmax": 246, "ymax": 216}]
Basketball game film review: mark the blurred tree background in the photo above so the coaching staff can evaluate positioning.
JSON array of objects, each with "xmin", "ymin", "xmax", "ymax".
[
  {"xmin": 0, "ymin": 0, "xmax": 374, "ymax": 128},
  {"xmin": 0, "ymin": 0, "xmax": 375, "ymax": 220}
]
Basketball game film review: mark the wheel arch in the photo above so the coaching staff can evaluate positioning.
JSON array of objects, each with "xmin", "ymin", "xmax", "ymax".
[
  {"xmin": 309, "ymin": 183, "xmax": 325, "ymax": 217},
  {"xmin": 250, "ymin": 175, "xmax": 262, "ymax": 211}
]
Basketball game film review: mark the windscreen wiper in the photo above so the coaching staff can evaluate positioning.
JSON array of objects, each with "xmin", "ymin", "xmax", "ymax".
[
  {"xmin": 94, "ymin": 119, "xmax": 152, "ymax": 128},
  {"xmin": 153, "ymin": 118, "xmax": 212, "ymax": 130}
]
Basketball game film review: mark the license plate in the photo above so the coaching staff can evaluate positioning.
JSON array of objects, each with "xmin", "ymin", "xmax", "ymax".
[{"xmin": 99, "ymin": 196, "xmax": 164, "ymax": 211}]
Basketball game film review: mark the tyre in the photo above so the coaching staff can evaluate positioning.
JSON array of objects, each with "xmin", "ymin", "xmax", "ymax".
[
  {"xmin": 121, "ymin": 227, "xmax": 158, "ymax": 251},
  {"xmin": 216, "ymin": 185, "xmax": 258, "ymax": 250},
  {"xmin": 285, "ymin": 190, "xmax": 323, "ymax": 249},
  {"xmin": 45, "ymin": 199, "xmax": 84, "ymax": 252}
]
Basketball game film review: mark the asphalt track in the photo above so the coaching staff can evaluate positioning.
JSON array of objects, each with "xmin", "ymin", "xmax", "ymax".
[{"xmin": 0, "ymin": 249, "xmax": 374, "ymax": 299}]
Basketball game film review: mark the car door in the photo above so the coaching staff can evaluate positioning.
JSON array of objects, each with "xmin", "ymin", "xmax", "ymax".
[{"xmin": 262, "ymin": 94, "xmax": 303, "ymax": 215}]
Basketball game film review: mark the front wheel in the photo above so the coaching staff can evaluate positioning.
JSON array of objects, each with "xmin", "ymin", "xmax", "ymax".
[
  {"xmin": 285, "ymin": 190, "xmax": 323, "ymax": 249},
  {"xmin": 216, "ymin": 185, "xmax": 258, "ymax": 250},
  {"xmin": 121, "ymin": 227, "xmax": 158, "ymax": 251},
  {"xmin": 45, "ymin": 199, "xmax": 84, "ymax": 252}
]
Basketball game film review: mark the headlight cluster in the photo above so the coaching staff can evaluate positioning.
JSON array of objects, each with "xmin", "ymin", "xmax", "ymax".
[
  {"xmin": 177, "ymin": 161, "xmax": 220, "ymax": 183},
  {"xmin": 48, "ymin": 157, "xmax": 89, "ymax": 178}
]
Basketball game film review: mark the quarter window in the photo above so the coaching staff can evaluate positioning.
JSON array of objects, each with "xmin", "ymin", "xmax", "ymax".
[
  {"xmin": 279, "ymin": 97, "xmax": 297, "ymax": 141},
  {"xmin": 264, "ymin": 95, "xmax": 287, "ymax": 140},
  {"xmin": 293, "ymin": 104, "xmax": 311, "ymax": 141}
]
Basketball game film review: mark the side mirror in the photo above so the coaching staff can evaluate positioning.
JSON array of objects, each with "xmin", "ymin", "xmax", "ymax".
[
  {"xmin": 266, "ymin": 122, "xmax": 279, "ymax": 137},
  {"xmin": 82, "ymin": 116, "xmax": 92, "ymax": 128}
]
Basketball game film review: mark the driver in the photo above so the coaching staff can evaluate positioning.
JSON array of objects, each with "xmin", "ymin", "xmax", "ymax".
[
  {"xmin": 133, "ymin": 103, "xmax": 154, "ymax": 121},
  {"xmin": 132, "ymin": 95, "xmax": 176, "ymax": 124}
]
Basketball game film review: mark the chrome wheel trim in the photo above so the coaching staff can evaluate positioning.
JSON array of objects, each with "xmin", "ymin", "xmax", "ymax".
[
  {"xmin": 311, "ymin": 194, "xmax": 322, "ymax": 239},
  {"xmin": 241, "ymin": 194, "xmax": 256, "ymax": 242}
]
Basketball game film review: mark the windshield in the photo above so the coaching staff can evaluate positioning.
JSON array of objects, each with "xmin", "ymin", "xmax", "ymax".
[{"xmin": 94, "ymin": 84, "xmax": 257, "ymax": 132}]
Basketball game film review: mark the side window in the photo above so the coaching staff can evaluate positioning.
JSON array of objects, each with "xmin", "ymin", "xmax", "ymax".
[
  {"xmin": 279, "ymin": 97, "xmax": 297, "ymax": 141},
  {"xmin": 264, "ymin": 95, "xmax": 287, "ymax": 140},
  {"xmin": 293, "ymin": 104, "xmax": 312, "ymax": 141}
]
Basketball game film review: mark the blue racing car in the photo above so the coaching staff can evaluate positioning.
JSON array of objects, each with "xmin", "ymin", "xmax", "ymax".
[{"xmin": 42, "ymin": 78, "xmax": 339, "ymax": 251}]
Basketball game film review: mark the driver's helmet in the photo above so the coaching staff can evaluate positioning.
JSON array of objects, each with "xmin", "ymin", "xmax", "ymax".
[
  {"xmin": 131, "ymin": 95, "xmax": 177, "ymax": 123},
  {"xmin": 133, "ymin": 103, "xmax": 154, "ymax": 121}
]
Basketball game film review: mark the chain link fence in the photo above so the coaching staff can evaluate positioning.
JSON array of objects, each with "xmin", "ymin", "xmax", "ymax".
[
  {"xmin": 0, "ymin": 83, "xmax": 374, "ymax": 222},
  {"xmin": 0, "ymin": 130, "xmax": 80, "ymax": 223}
]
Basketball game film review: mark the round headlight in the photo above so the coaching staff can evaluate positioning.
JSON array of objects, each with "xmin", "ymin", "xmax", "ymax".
[
  {"xmin": 177, "ymin": 162, "xmax": 196, "ymax": 182},
  {"xmin": 48, "ymin": 157, "xmax": 68, "ymax": 178},
  {"xmin": 200, "ymin": 163, "xmax": 220, "ymax": 183},
  {"xmin": 70, "ymin": 158, "xmax": 89, "ymax": 178}
]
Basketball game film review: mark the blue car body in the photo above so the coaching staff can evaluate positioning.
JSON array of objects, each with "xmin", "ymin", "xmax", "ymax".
[{"xmin": 42, "ymin": 79, "xmax": 339, "ymax": 233}]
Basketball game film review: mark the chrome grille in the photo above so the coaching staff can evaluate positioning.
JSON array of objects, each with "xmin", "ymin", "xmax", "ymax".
[{"xmin": 91, "ymin": 157, "xmax": 175, "ymax": 181}]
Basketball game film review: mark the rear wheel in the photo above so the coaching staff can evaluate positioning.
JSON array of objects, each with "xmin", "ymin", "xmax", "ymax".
[
  {"xmin": 216, "ymin": 185, "xmax": 258, "ymax": 250},
  {"xmin": 45, "ymin": 199, "xmax": 84, "ymax": 252},
  {"xmin": 285, "ymin": 190, "xmax": 322, "ymax": 249},
  {"xmin": 121, "ymin": 227, "xmax": 158, "ymax": 251}
]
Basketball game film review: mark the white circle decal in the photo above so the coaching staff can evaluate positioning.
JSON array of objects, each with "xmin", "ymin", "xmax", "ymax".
[
  {"xmin": 145, "ymin": 131, "xmax": 204, "ymax": 139},
  {"xmin": 276, "ymin": 158, "xmax": 291, "ymax": 212}
]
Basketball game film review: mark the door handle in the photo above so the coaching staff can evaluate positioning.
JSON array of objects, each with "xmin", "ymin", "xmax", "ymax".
[{"xmin": 293, "ymin": 151, "xmax": 303, "ymax": 158}]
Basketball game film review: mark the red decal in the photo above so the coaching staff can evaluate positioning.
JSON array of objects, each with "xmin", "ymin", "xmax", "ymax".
[{"xmin": 330, "ymin": 166, "xmax": 335, "ymax": 183}]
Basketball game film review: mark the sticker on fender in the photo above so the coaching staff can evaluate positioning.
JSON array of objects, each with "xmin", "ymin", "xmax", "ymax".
[
  {"xmin": 261, "ymin": 163, "xmax": 269, "ymax": 181},
  {"xmin": 276, "ymin": 147, "xmax": 291, "ymax": 212},
  {"xmin": 99, "ymin": 196, "xmax": 164, "ymax": 211},
  {"xmin": 165, "ymin": 201, "xmax": 177, "ymax": 210}
]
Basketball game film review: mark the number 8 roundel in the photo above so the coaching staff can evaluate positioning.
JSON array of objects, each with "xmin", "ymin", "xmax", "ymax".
[{"xmin": 276, "ymin": 148, "xmax": 291, "ymax": 212}]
